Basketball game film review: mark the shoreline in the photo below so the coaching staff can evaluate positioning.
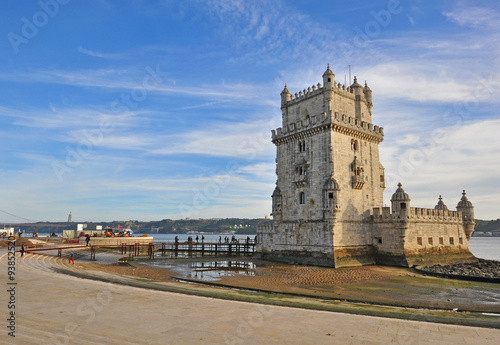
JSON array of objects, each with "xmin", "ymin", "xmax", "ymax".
[{"xmin": 63, "ymin": 254, "xmax": 500, "ymax": 329}]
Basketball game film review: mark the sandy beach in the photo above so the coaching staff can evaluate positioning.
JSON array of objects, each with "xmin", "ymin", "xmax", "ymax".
[{"xmin": 1, "ymin": 245, "xmax": 500, "ymax": 344}]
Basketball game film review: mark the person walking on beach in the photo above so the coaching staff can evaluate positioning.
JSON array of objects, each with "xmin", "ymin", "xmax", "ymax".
[
  {"xmin": 85, "ymin": 235, "xmax": 90, "ymax": 246},
  {"xmin": 69, "ymin": 251, "xmax": 75, "ymax": 264},
  {"xmin": 20, "ymin": 244, "xmax": 25, "ymax": 257}
]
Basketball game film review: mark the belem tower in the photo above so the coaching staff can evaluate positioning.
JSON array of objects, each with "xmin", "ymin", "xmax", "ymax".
[{"xmin": 256, "ymin": 65, "xmax": 476, "ymax": 268}]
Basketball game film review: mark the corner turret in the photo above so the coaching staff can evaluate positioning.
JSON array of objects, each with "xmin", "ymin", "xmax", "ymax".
[
  {"xmin": 391, "ymin": 183, "xmax": 411, "ymax": 218},
  {"xmin": 271, "ymin": 186, "xmax": 282, "ymax": 221},
  {"xmin": 363, "ymin": 81, "xmax": 373, "ymax": 107},
  {"xmin": 280, "ymin": 84, "xmax": 292, "ymax": 107},
  {"xmin": 322, "ymin": 64, "xmax": 335, "ymax": 89},
  {"xmin": 456, "ymin": 190, "xmax": 475, "ymax": 239},
  {"xmin": 350, "ymin": 76, "xmax": 363, "ymax": 95}
]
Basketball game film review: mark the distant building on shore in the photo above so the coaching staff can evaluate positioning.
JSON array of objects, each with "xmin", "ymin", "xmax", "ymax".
[{"xmin": 257, "ymin": 65, "xmax": 476, "ymax": 268}]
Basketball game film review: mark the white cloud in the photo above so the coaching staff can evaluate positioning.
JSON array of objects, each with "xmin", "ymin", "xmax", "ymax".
[
  {"xmin": 78, "ymin": 46, "xmax": 125, "ymax": 59},
  {"xmin": 443, "ymin": 6, "xmax": 500, "ymax": 29}
]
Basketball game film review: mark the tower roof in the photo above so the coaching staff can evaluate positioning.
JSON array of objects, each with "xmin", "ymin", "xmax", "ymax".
[
  {"xmin": 322, "ymin": 64, "xmax": 335, "ymax": 78},
  {"xmin": 457, "ymin": 190, "xmax": 473, "ymax": 208},
  {"xmin": 281, "ymin": 83, "xmax": 291, "ymax": 95},
  {"xmin": 391, "ymin": 182, "xmax": 410, "ymax": 202},
  {"xmin": 434, "ymin": 195, "xmax": 448, "ymax": 210},
  {"xmin": 350, "ymin": 76, "xmax": 363, "ymax": 88}
]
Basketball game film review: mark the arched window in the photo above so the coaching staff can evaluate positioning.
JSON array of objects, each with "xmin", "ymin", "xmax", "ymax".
[{"xmin": 299, "ymin": 192, "xmax": 305, "ymax": 204}]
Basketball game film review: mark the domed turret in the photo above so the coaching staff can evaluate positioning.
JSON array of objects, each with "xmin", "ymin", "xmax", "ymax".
[
  {"xmin": 271, "ymin": 186, "xmax": 282, "ymax": 220},
  {"xmin": 434, "ymin": 195, "xmax": 448, "ymax": 210},
  {"xmin": 322, "ymin": 64, "xmax": 335, "ymax": 89},
  {"xmin": 280, "ymin": 84, "xmax": 292, "ymax": 106},
  {"xmin": 363, "ymin": 81, "xmax": 373, "ymax": 105},
  {"xmin": 456, "ymin": 190, "xmax": 475, "ymax": 239},
  {"xmin": 391, "ymin": 182, "xmax": 410, "ymax": 202},
  {"xmin": 350, "ymin": 76, "xmax": 363, "ymax": 95},
  {"xmin": 391, "ymin": 183, "xmax": 411, "ymax": 216},
  {"xmin": 456, "ymin": 190, "xmax": 473, "ymax": 208}
]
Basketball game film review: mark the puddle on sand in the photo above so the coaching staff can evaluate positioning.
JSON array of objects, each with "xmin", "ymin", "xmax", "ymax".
[{"xmin": 143, "ymin": 260, "xmax": 257, "ymax": 282}]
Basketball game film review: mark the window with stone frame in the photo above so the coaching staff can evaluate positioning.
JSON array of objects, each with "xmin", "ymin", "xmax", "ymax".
[{"xmin": 299, "ymin": 192, "xmax": 305, "ymax": 204}]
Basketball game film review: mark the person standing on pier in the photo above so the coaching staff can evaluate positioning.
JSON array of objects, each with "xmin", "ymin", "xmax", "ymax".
[
  {"xmin": 202, "ymin": 236, "xmax": 205, "ymax": 243},
  {"xmin": 196, "ymin": 235, "xmax": 199, "ymax": 243}
]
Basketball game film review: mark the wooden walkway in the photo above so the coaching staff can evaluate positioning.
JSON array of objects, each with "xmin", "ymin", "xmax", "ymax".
[{"xmin": 21, "ymin": 240, "xmax": 256, "ymax": 261}]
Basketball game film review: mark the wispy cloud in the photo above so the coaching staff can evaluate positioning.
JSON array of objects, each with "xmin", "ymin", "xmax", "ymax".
[
  {"xmin": 443, "ymin": 5, "xmax": 500, "ymax": 29},
  {"xmin": 78, "ymin": 46, "xmax": 125, "ymax": 59}
]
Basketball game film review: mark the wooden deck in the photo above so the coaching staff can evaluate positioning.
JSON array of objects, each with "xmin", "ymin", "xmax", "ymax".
[{"xmin": 21, "ymin": 240, "xmax": 256, "ymax": 261}]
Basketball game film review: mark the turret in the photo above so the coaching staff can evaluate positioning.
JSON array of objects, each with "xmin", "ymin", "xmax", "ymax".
[
  {"xmin": 322, "ymin": 64, "xmax": 335, "ymax": 89},
  {"xmin": 391, "ymin": 183, "xmax": 411, "ymax": 219},
  {"xmin": 456, "ymin": 190, "xmax": 475, "ymax": 239},
  {"xmin": 434, "ymin": 195, "xmax": 448, "ymax": 210},
  {"xmin": 271, "ymin": 186, "xmax": 282, "ymax": 221},
  {"xmin": 363, "ymin": 81, "xmax": 373, "ymax": 107},
  {"xmin": 350, "ymin": 76, "xmax": 363, "ymax": 95},
  {"xmin": 280, "ymin": 84, "xmax": 292, "ymax": 107}
]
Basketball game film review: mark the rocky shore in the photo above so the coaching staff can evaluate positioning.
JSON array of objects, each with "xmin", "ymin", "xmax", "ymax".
[{"xmin": 423, "ymin": 259, "xmax": 500, "ymax": 279}]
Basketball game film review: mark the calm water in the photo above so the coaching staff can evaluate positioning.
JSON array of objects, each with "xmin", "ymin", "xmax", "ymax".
[
  {"xmin": 469, "ymin": 237, "xmax": 500, "ymax": 261},
  {"xmin": 30, "ymin": 232, "xmax": 499, "ymax": 261}
]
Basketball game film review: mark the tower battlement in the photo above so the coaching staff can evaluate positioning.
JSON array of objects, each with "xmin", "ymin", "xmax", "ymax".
[{"xmin": 272, "ymin": 111, "xmax": 383, "ymax": 144}]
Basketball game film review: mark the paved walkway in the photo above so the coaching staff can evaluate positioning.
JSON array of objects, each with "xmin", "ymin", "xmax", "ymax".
[{"xmin": 1, "ymin": 250, "xmax": 499, "ymax": 345}]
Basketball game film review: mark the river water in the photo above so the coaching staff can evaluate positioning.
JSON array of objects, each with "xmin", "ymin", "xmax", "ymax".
[{"xmin": 31, "ymin": 233, "xmax": 499, "ymax": 261}]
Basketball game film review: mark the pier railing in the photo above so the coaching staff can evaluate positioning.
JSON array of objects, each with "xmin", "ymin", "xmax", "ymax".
[{"xmin": 21, "ymin": 240, "xmax": 256, "ymax": 261}]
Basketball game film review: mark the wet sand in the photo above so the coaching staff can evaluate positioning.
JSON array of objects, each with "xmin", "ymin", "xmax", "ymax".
[{"xmin": 76, "ymin": 256, "xmax": 500, "ymax": 314}]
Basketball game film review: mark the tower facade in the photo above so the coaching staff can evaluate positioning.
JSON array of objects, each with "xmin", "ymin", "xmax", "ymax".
[
  {"xmin": 257, "ymin": 65, "xmax": 476, "ymax": 267},
  {"xmin": 259, "ymin": 65, "xmax": 385, "ymax": 266}
]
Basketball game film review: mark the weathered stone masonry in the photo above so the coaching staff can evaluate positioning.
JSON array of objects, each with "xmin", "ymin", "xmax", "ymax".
[{"xmin": 257, "ymin": 65, "xmax": 476, "ymax": 267}]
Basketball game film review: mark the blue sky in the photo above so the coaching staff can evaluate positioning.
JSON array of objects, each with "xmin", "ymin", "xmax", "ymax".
[{"xmin": 1, "ymin": 0, "xmax": 499, "ymax": 222}]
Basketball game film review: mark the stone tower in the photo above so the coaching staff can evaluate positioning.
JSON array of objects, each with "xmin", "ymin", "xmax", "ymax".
[
  {"xmin": 258, "ymin": 65, "xmax": 386, "ymax": 266},
  {"xmin": 257, "ymin": 65, "xmax": 476, "ymax": 268}
]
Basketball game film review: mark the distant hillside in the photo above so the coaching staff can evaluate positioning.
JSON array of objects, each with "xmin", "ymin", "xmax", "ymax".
[
  {"xmin": 6, "ymin": 218, "xmax": 273, "ymax": 235},
  {"xmin": 475, "ymin": 219, "xmax": 500, "ymax": 235}
]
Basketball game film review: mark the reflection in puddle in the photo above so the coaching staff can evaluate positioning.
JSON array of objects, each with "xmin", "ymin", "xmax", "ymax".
[{"xmin": 144, "ymin": 260, "xmax": 257, "ymax": 281}]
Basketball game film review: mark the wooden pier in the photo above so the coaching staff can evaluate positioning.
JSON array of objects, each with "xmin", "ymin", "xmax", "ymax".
[{"xmin": 21, "ymin": 240, "xmax": 256, "ymax": 261}]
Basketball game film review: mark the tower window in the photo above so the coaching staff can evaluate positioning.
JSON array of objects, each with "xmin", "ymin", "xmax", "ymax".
[
  {"xmin": 328, "ymin": 192, "xmax": 334, "ymax": 199},
  {"xmin": 298, "ymin": 140, "xmax": 306, "ymax": 152},
  {"xmin": 300, "ymin": 192, "xmax": 305, "ymax": 204},
  {"xmin": 400, "ymin": 203, "xmax": 406, "ymax": 209},
  {"xmin": 327, "ymin": 78, "xmax": 331, "ymax": 82}
]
